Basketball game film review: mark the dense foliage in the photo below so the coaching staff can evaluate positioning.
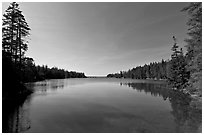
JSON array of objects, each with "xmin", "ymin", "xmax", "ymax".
[
  {"xmin": 2, "ymin": 2, "xmax": 30, "ymax": 66},
  {"xmin": 23, "ymin": 60, "xmax": 86, "ymax": 82},
  {"xmin": 2, "ymin": 2, "xmax": 86, "ymax": 97},
  {"xmin": 107, "ymin": 59, "xmax": 168, "ymax": 80},
  {"xmin": 2, "ymin": 2, "xmax": 31, "ymax": 97},
  {"xmin": 182, "ymin": 2, "xmax": 202, "ymax": 96},
  {"xmin": 108, "ymin": 2, "xmax": 202, "ymax": 96},
  {"xmin": 167, "ymin": 37, "xmax": 189, "ymax": 89}
]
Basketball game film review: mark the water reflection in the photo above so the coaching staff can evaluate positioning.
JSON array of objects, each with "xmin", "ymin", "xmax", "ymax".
[
  {"xmin": 121, "ymin": 82, "xmax": 169, "ymax": 100},
  {"xmin": 3, "ymin": 79, "xmax": 202, "ymax": 133},
  {"xmin": 3, "ymin": 95, "xmax": 32, "ymax": 133},
  {"xmin": 169, "ymin": 91, "xmax": 202, "ymax": 132},
  {"xmin": 122, "ymin": 82, "xmax": 202, "ymax": 133},
  {"xmin": 25, "ymin": 79, "xmax": 66, "ymax": 96}
]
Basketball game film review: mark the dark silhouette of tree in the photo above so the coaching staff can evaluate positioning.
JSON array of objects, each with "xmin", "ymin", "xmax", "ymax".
[
  {"xmin": 167, "ymin": 36, "xmax": 189, "ymax": 89},
  {"xmin": 2, "ymin": 2, "xmax": 31, "ymax": 97},
  {"xmin": 2, "ymin": 2, "xmax": 86, "ymax": 98},
  {"xmin": 2, "ymin": 2, "xmax": 30, "ymax": 66},
  {"xmin": 22, "ymin": 63, "xmax": 87, "ymax": 82},
  {"xmin": 182, "ymin": 2, "xmax": 202, "ymax": 96},
  {"xmin": 108, "ymin": 3, "xmax": 201, "ymax": 96}
]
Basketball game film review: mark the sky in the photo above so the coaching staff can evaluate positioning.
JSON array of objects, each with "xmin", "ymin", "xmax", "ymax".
[{"xmin": 2, "ymin": 2, "xmax": 190, "ymax": 76}]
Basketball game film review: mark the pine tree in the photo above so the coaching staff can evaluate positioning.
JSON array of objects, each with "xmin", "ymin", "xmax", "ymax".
[
  {"xmin": 2, "ymin": 2, "xmax": 31, "ymax": 66},
  {"xmin": 167, "ymin": 36, "xmax": 189, "ymax": 90},
  {"xmin": 2, "ymin": 2, "xmax": 31, "ymax": 84},
  {"xmin": 181, "ymin": 2, "xmax": 202, "ymax": 95}
]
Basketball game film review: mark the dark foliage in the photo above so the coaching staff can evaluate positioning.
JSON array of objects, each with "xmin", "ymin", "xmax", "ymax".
[
  {"xmin": 107, "ymin": 2, "xmax": 202, "ymax": 96},
  {"xmin": 182, "ymin": 2, "xmax": 202, "ymax": 95},
  {"xmin": 107, "ymin": 59, "xmax": 168, "ymax": 80},
  {"xmin": 22, "ymin": 63, "xmax": 86, "ymax": 83},
  {"xmin": 2, "ymin": 52, "xmax": 26, "ymax": 98},
  {"xmin": 167, "ymin": 37, "xmax": 190, "ymax": 89},
  {"xmin": 2, "ymin": 2, "xmax": 86, "ymax": 99}
]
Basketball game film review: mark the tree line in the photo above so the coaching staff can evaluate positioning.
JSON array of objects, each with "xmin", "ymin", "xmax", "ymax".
[
  {"xmin": 2, "ymin": 2, "xmax": 86, "ymax": 97},
  {"xmin": 107, "ymin": 2, "xmax": 202, "ymax": 97},
  {"xmin": 107, "ymin": 59, "xmax": 168, "ymax": 80},
  {"xmin": 23, "ymin": 61, "xmax": 86, "ymax": 82}
]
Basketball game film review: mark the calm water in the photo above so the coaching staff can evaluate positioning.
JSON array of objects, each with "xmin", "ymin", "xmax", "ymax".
[{"xmin": 3, "ymin": 78, "xmax": 201, "ymax": 133}]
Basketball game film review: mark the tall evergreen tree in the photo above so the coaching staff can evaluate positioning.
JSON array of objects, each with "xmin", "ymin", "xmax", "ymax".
[
  {"xmin": 2, "ymin": 2, "xmax": 30, "ymax": 66},
  {"xmin": 167, "ymin": 36, "xmax": 189, "ymax": 90},
  {"xmin": 182, "ymin": 2, "xmax": 202, "ymax": 95}
]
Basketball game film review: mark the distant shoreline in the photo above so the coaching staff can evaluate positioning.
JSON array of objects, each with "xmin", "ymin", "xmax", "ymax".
[{"xmin": 87, "ymin": 76, "xmax": 107, "ymax": 78}]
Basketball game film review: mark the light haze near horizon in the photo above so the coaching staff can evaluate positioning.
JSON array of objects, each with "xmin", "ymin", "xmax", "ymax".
[{"xmin": 2, "ymin": 2, "xmax": 189, "ymax": 76}]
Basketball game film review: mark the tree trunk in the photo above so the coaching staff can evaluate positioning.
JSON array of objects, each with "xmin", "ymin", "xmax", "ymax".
[
  {"xmin": 15, "ymin": 25, "xmax": 19, "ymax": 64},
  {"xmin": 19, "ymin": 19, "xmax": 22, "ymax": 67},
  {"xmin": 11, "ymin": 16, "xmax": 14, "ymax": 60}
]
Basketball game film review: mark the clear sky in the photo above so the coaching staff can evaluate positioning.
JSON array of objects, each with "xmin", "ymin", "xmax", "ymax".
[{"xmin": 2, "ymin": 2, "xmax": 190, "ymax": 76}]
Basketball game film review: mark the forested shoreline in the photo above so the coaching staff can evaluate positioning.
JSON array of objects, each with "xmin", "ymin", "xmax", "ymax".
[
  {"xmin": 107, "ymin": 2, "xmax": 202, "ymax": 106},
  {"xmin": 107, "ymin": 59, "xmax": 168, "ymax": 80},
  {"xmin": 2, "ymin": 2, "xmax": 86, "ymax": 99},
  {"xmin": 2, "ymin": 2, "xmax": 201, "ymax": 133},
  {"xmin": 2, "ymin": 2, "xmax": 201, "ymax": 105}
]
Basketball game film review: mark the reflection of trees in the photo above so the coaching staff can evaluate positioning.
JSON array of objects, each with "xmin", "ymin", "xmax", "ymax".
[
  {"xmin": 26, "ymin": 79, "xmax": 66, "ymax": 95},
  {"xmin": 3, "ymin": 79, "xmax": 67, "ymax": 133},
  {"xmin": 122, "ymin": 82, "xmax": 170, "ymax": 100},
  {"xmin": 168, "ymin": 91, "xmax": 202, "ymax": 132},
  {"xmin": 122, "ymin": 82, "xmax": 202, "ymax": 133},
  {"xmin": 3, "ymin": 95, "xmax": 32, "ymax": 133}
]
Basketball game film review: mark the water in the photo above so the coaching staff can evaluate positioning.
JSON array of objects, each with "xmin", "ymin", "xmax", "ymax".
[{"xmin": 3, "ymin": 78, "xmax": 201, "ymax": 133}]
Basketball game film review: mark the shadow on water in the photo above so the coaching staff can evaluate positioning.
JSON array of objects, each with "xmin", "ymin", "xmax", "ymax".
[
  {"xmin": 2, "ymin": 94, "xmax": 32, "ymax": 133},
  {"xmin": 122, "ymin": 82, "xmax": 202, "ymax": 133},
  {"xmin": 3, "ymin": 80, "xmax": 66, "ymax": 133},
  {"xmin": 3, "ymin": 80, "xmax": 202, "ymax": 133}
]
